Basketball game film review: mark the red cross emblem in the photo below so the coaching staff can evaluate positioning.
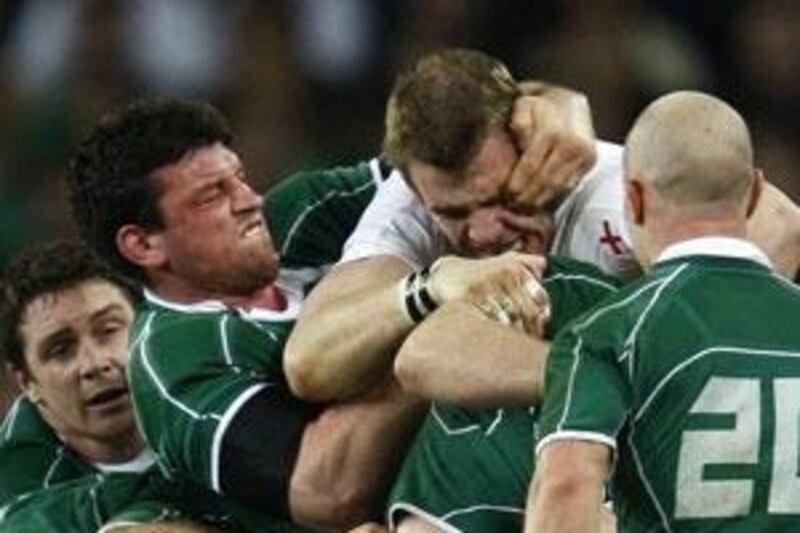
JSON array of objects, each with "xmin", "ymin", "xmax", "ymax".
[{"xmin": 599, "ymin": 220, "xmax": 624, "ymax": 255}]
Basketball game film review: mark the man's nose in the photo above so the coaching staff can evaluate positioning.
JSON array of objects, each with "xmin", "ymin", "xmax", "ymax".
[
  {"xmin": 79, "ymin": 343, "xmax": 114, "ymax": 379},
  {"xmin": 466, "ymin": 208, "xmax": 517, "ymax": 252},
  {"xmin": 232, "ymin": 180, "xmax": 263, "ymax": 212}
]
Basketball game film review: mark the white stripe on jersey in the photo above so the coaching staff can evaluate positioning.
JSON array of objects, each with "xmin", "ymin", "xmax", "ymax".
[
  {"xmin": 280, "ymin": 179, "xmax": 376, "ymax": 257},
  {"xmin": 387, "ymin": 502, "xmax": 462, "ymax": 533},
  {"xmin": 137, "ymin": 313, "xmax": 222, "ymax": 423},
  {"xmin": 210, "ymin": 383, "xmax": 267, "ymax": 493},
  {"xmin": 441, "ymin": 503, "xmax": 524, "ymax": 522},
  {"xmin": 556, "ymin": 337, "xmax": 583, "ymax": 433},
  {"xmin": 621, "ymin": 264, "xmax": 688, "ymax": 378},
  {"xmin": 536, "ymin": 430, "xmax": 618, "ymax": 457},
  {"xmin": 42, "ymin": 446, "xmax": 66, "ymax": 488},
  {"xmin": 219, "ymin": 314, "xmax": 241, "ymax": 374},
  {"xmin": 0, "ymin": 398, "xmax": 22, "ymax": 442},
  {"xmin": 542, "ymin": 272, "xmax": 618, "ymax": 293},
  {"xmin": 627, "ymin": 432, "xmax": 673, "ymax": 532},
  {"xmin": 89, "ymin": 474, "xmax": 104, "ymax": 528},
  {"xmin": 636, "ymin": 346, "xmax": 800, "ymax": 423}
]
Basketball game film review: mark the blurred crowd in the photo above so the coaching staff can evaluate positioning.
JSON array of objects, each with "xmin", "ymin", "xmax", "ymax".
[{"xmin": 1, "ymin": 0, "xmax": 799, "ymax": 413}]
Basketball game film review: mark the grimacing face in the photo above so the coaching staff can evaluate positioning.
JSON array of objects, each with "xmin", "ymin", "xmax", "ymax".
[
  {"xmin": 152, "ymin": 142, "xmax": 279, "ymax": 298},
  {"xmin": 409, "ymin": 129, "xmax": 555, "ymax": 257},
  {"xmin": 17, "ymin": 280, "xmax": 136, "ymax": 445}
]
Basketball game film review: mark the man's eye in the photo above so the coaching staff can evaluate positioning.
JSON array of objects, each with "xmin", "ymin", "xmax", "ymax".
[
  {"xmin": 96, "ymin": 320, "xmax": 127, "ymax": 342},
  {"xmin": 45, "ymin": 340, "xmax": 75, "ymax": 361},
  {"xmin": 433, "ymin": 209, "xmax": 470, "ymax": 221},
  {"xmin": 197, "ymin": 185, "xmax": 225, "ymax": 205}
]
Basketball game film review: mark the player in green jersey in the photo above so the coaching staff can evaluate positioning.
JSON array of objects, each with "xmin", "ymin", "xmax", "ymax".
[
  {"xmin": 0, "ymin": 242, "xmax": 221, "ymax": 532},
  {"xmin": 528, "ymin": 91, "xmax": 800, "ymax": 532},
  {"xmin": 66, "ymin": 98, "xmax": 427, "ymax": 530},
  {"xmin": 387, "ymin": 256, "xmax": 620, "ymax": 533}
]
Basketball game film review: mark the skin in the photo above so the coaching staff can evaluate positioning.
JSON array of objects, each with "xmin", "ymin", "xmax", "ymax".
[
  {"xmin": 285, "ymin": 88, "xmax": 596, "ymax": 403},
  {"xmin": 411, "ymin": 128, "xmax": 556, "ymax": 258},
  {"xmin": 117, "ymin": 141, "xmax": 424, "ymax": 529},
  {"xmin": 118, "ymin": 142, "xmax": 281, "ymax": 308},
  {"xmin": 14, "ymin": 280, "xmax": 141, "ymax": 464},
  {"xmin": 527, "ymin": 91, "xmax": 761, "ymax": 533},
  {"xmin": 286, "ymin": 130, "xmax": 552, "ymax": 402}
]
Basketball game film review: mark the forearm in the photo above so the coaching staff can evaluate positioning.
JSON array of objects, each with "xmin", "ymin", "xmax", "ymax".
[
  {"xmin": 394, "ymin": 301, "xmax": 548, "ymax": 407},
  {"xmin": 289, "ymin": 377, "xmax": 426, "ymax": 529},
  {"xmin": 526, "ymin": 480, "xmax": 604, "ymax": 533},
  {"xmin": 285, "ymin": 256, "xmax": 415, "ymax": 401},
  {"xmin": 526, "ymin": 441, "xmax": 611, "ymax": 533}
]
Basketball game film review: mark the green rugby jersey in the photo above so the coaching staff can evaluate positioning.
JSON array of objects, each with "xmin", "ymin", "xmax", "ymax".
[
  {"xmin": 387, "ymin": 255, "xmax": 621, "ymax": 533},
  {"xmin": 0, "ymin": 398, "xmax": 94, "ymax": 504},
  {"xmin": 0, "ymin": 472, "xmax": 183, "ymax": 533},
  {"xmin": 538, "ymin": 239, "xmax": 800, "ymax": 532},
  {"xmin": 127, "ymin": 160, "xmax": 380, "ymax": 502}
]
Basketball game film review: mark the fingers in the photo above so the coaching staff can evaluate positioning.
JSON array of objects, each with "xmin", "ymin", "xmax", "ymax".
[
  {"xmin": 506, "ymin": 94, "xmax": 597, "ymax": 211},
  {"xmin": 476, "ymin": 260, "xmax": 551, "ymax": 336}
]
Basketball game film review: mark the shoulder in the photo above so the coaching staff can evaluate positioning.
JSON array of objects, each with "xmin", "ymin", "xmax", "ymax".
[{"xmin": 265, "ymin": 158, "xmax": 387, "ymax": 268}]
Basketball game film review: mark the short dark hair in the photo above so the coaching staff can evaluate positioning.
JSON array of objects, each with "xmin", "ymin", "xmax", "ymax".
[
  {"xmin": 66, "ymin": 98, "xmax": 233, "ymax": 281},
  {"xmin": 383, "ymin": 48, "xmax": 519, "ymax": 175},
  {"xmin": 0, "ymin": 241, "xmax": 140, "ymax": 372}
]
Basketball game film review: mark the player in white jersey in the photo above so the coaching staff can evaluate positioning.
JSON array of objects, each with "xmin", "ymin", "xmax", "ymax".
[
  {"xmin": 340, "ymin": 140, "xmax": 640, "ymax": 280},
  {"xmin": 287, "ymin": 49, "xmax": 799, "ymax": 409}
]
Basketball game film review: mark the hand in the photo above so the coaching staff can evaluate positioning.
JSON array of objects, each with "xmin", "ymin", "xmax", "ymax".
[
  {"xmin": 506, "ymin": 89, "xmax": 597, "ymax": 210},
  {"xmin": 427, "ymin": 252, "xmax": 550, "ymax": 335}
]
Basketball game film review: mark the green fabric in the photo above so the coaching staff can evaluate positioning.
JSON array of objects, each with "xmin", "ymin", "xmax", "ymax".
[
  {"xmin": 540, "ymin": 255, "xmax": 800, "ymax": 532},
  {"xmin": 127, "ymin": 161, "xmax": 377, "ymax": 527},
  {"xmin": 0, "ymin": 398, "xmax": 94, "ymax": 504},
  {"xmin": 387, "ymin": 256, "xmax": 621, "ymax": 532}
]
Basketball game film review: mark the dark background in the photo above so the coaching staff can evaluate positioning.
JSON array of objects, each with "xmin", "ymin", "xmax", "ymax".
[{"xmin": 1, "ymin": 0, "xmax": 799, "ymax": 411}]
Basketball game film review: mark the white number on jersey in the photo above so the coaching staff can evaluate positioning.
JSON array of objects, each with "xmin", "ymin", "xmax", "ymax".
[{"xmin": 675, "ymin": 376, "xmax": 800, "ymax": 518}]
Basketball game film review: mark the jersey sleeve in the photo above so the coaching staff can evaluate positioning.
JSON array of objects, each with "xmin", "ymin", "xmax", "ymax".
[
  {"xmin": 127, "ymin": 310, "xmax": 314, "ymax": 518},
  {"xmin": 263, "ymin": 159, "xmax": 380, "ymax": 270},
  {"xmin": 536, "ymin": 319, "xmax": 630, "ymax": 456},
  {"xmin": 542, "ymin": 255, "xmax": 621, "ymax": 339},
  {"xmin": 339, "ymin": 170, "xmax": 443, "ymax": 270}
]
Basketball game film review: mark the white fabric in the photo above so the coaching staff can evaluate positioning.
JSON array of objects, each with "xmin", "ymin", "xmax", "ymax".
[
  {"xmin": 341, "ymin": 141, "xmax": 641, "ymax": 278},
  {"xmin": 656, "ymin": 237, "xmax": 771, "ymax": 268},
  {"xmin": 94, "ymin": 448, "xmax": 155, "ymax": 474}
]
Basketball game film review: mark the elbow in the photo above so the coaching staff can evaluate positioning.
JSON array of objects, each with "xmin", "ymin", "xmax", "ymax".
[
  {"xmin": 284, "ymin": 336, "xmax": 335, "ymax": 402},
  {"xmin": 293, "ymin": 480, "xmax": 378, "ymax": 529},
  {"xmin": 393, "ymin": 336, "xmax": 431, "ymax": 397}
]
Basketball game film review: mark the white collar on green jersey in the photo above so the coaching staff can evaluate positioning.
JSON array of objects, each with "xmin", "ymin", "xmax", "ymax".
[
  {"xmin": 94, "ymin": 447, "xmax": 155, "ymax": 474},
  {"xmin": 656, "ymin": 236, "xmax": 771, "ymax": 268},
  {"xmin": 142, "ymin": 267, "xmax": 315, "ymax": 322}
]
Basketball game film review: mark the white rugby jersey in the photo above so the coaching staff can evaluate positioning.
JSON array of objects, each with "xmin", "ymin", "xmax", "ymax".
[{"xmin": 341, "ymin": 141, "xmax": 641, "ymax": 279}]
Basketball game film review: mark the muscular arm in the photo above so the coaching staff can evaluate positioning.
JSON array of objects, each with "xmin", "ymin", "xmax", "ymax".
[
  {"xmin": 394, "ymin": 300, "xmax": 549, "ymax": 407},
  {"xmin": 285, "ymin": 255, "xmax": 415, "ymax": 401},
  {"xmin": 289, "ymin": 377, "xmax": 425, "ymax": 529},
  {"xmin": 525, "ymin": 440, "xmax": 612, "ymax": 533},
  {"xmin": 286, "ymin": 251, "xmax": 545, "ymax": 402}
]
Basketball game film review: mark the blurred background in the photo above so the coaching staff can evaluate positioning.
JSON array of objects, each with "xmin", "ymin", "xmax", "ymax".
[{"xmin": 1, "ymin": 0, "xmax": 799, "ymax": 410}]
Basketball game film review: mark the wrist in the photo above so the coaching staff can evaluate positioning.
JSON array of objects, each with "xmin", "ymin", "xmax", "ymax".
[{"xmin": 397, "ymin": 267, "xmax": 439, "ymax": 325}]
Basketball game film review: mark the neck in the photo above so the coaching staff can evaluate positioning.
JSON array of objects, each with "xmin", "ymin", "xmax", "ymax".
[
  {"xmin": 646, "ymin": 214, "xmax": 748, "ymax": 265},
  {"xmin": 149, "ymin": 278, "xmax": 286, "ymax": 311},
  {"xmin": 64, "ymin": 429, "xmax": 144, "ymax": 465}
]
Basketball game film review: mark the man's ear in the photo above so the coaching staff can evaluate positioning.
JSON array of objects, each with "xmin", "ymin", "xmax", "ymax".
[
  {"xmin": 116, "ymin": 224, "xmax": 167, "ymax": 270},
  {"xmin": 625, "ymin": 176, "xmax": 646, "ymax": 226},
  {"xmin": 13, "ymin": 367, "xmax": 39, "ymax": 404},
  {"xmin": 745, "ymin": 168, "xmax": 764, "ymax": 218}
]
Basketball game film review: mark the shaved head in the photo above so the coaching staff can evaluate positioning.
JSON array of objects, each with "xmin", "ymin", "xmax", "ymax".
[{"xmin": 624, "ymin": 91, "xmax": 754, "ymax": 207}]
